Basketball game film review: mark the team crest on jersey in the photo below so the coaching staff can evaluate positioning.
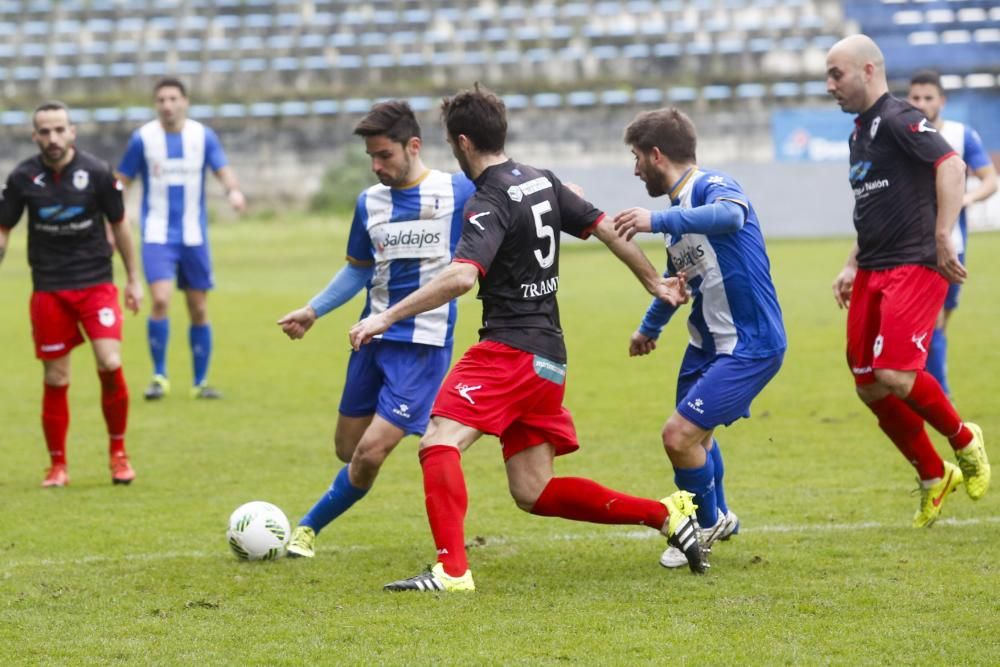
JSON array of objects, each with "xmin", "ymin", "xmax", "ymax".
[
  {"xmin": 72, "ymin": 169, "xmax": 89, "ymax": 190},
  {"xmin": 707, "ymin": 175, "xmax": 725, "ymax": 184},
  {"xmin": 507, "ymin": 185, "xmax": 523, "ymax": 202},
  {"xmin": 870, "ymin": 117, "xmax": 881, "ymax": 139},
  {"xmin": 98, "ymin": 307, "xmax": 116, "ymax": 328}
]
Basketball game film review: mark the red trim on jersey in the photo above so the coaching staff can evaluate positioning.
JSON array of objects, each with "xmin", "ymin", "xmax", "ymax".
[
  {"xmin": 934, "ymin": 151, "xmax": 958, "ymax": 170},
  {"xmin": 454, "ymin": 257, "xmax": 486, "ymax": 277},
  {"xmin": 579, "ymin": 212, "xmax": 606, "ymax": 240}
]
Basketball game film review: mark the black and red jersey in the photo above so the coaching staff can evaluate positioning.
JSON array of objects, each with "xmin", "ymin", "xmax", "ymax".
[
  {"xmin": 0, "ymin": 149, "xmax": 125, "ymax": 292},
  {"xmin": 454, "ymin": 159, "xmax": 603, "ymax": 363},
  {"xmin": 848, "ymin": 93, "xmax": 958, "ymax": 270}
]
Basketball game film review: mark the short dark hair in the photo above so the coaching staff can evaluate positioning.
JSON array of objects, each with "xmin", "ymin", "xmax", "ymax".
[
  {"xmin": 623, "ymin": 108, "xmax": 697, "ymax": 163},
  {"xmin": 910, "ymin": 69, "xmax": 943, "ymax": 94},
  {"xmin": 440, "ymin": 83, "xmax": 507, "ymax": 154},
  {"xmin": 33, "ymin": 100, "xmax": 71, "ymax": 128},
  {"xmin": 154, "ymin": 77, "xmax": 187, "ymax": 97},
  {"xmin": 353, "ymin": 100, "xmax": 421, "ymax": 145}
]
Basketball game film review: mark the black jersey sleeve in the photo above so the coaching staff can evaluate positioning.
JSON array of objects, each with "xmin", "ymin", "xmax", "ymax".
[
  {"xmin": 887, "ymin": 107, "xmax": 958, "ymax": 168},
  {"xmin": 548, "ymin": 172, "xmax": 604, "ymax": 239},
  {"xmin": 453, "ymin": 194, "xmax": 508, "ymax": 276},
  {"xmin": 97, "ymin": 167, "xmax": 126, "ymax": 224},
  {"xmin": 0, "ymin": 172, "xmax": 25, "ymax": 229}
]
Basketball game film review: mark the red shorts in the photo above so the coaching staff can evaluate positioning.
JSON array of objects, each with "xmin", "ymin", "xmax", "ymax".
[
  {"xmin": 846, "ymin": 265, "xmax": 947, "ymax": 385},
  {"xmin": 431, "ymin": 340, "xmax": 579, "ymax": 460},
  {"xmin": 30, "ymin": 283, "xmax": 122, "ymax": 360}
]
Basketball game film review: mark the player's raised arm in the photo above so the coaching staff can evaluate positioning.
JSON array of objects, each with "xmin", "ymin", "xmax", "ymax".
[{"xmin": 349, "ymin": 261, "xmax": 479, "ymax": 350}]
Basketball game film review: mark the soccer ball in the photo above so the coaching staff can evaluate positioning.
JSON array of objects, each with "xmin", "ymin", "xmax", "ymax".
[{"xmin": 226, "ymin": 501, "xmax": 290, "ymax": 561}]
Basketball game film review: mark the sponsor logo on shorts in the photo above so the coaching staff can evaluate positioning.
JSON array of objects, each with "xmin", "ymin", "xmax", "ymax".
[
  {"xmin": 392, "ymin": 403, "xmax": 411, "ymax": 420},
  {"xmin": 40, "ymin": 343, "xmax": 66, "ymax": 352},
  {"xmin": 98, "ymin": 307, "xmax": 116, "ymax": 327},
  {"xmin": 533, "ymin": 356, "xmax": 566, "ymax": 385},
  {"xmin": 873, "ymin": 335, "xmax": 884, "ymax": 358},
  {"xmin": 456, "ymin": 383, "xmax": 481, "ymax": 405},
  {"xmin": 687, "ymin": 397, "xmax": 706, "ymax": 415},
  {"xmin": 911, "ymin": 332, "xmax": 928, "ymax": 353}
]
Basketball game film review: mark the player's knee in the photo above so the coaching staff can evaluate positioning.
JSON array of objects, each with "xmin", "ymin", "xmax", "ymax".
[
  {"xmin": 43, "ymin": 365, "xmax": 70, "ymax": 386},
  {"xmin": 333, "ymin": 434, "xmax": 354, "ymax": 463},
  {"xmin": 508, "ymin": 476, "xmax": 547, "ymax": 512},
  {"xmin": 661, "ymin": 422, "xmax": 695, "ymax": 457},
  {"xmin": 872, "ymin": 369, "xmax": 914, "ymax": 398},
  {"xmin": 95, "ymin": 352, "xmax": 122, "ymax": 372},
  {"xmin": 150, "ymin": 298, "xmax": 170, "ymax": 318}
]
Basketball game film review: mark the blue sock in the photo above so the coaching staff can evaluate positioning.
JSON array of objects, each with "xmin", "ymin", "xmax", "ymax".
[
  {"xmin": 709, "ymin": 440, "xmax": 729, "ymax": 516},
  {"xmin": 147, "ymin": 318, "xmax": 169, "ymax": 377},
  {"xmin": 189, "ymin": 323, "xmax": 212, "ymax": 386},
  {"xmin": 299, "ymin": 465, "xmax": 369, "ymax": 534},
  {"xmin": 926, "ymin": 328, "xmax": 949, "ymax": 396},
  {"xmin": 674, "ymin": 456, "xmax": 718, "ymax": 529}
]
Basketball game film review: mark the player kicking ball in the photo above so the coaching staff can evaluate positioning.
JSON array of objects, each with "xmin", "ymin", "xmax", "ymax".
[{"xmin": 351, "ymin": 85, "xmax": 706, "ymax": 592}]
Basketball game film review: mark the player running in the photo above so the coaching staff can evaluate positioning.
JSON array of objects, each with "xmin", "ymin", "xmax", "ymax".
[
  {"xmin": 826, "ymin": 35, "xmax": 989, "ymax": 527},
  {"xmin": 275, "ymin": 101, "xmax": 475, "ymax": 559},
  {"xmin": 351, "ymin": 84, "xmax": 705, "ymax": 592},
  {"xmin": 906, "ymin": 70, "xmax": 998, "ymax": 397},
  {"xmin": 0, "ymin": 101, "xmax": 143, "ymax": 487},
  {"xmin": 613, "ymin": 108, "xmax": 786, "ymax": 568},
  {"xmin": 117, "ymin": 78, "xmax": 246, "ymax": 401}
]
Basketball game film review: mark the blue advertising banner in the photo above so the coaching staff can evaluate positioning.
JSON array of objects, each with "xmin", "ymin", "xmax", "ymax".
[{"xmin": 772, "ymin": 109, "xmax": 855, "ymax": 162}]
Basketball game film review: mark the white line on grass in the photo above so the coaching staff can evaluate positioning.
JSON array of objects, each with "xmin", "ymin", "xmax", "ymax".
[{"xmin": 3, "ymin": 516, "xmax": 998, "ymax": 572}]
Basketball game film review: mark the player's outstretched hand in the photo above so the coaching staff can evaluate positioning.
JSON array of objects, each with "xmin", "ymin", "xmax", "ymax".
[
  {"xmin": 629, "ymin": 331, "xmax": 657, "ymax": 357},
  {"xmin": 228, "ymin": 189, "xmax": 247, "ymax": 214},
  {"xmin": 612, "ymin": 207, "xmax": 653, "ymax": 241},
  {"xmin": 349, "ymin": 314, "xmax": 389, "ymax": 351},
  {"xmin": 832, "ymin": 265, "xmax": 856, "ymax": 309},
  {"xmin": 124, "ymin": 278, "xmax": 143, "ymax": 315},
  {"xmin": 655, "ymin": 272, "xmax": 689, "ymax": 307},
  {"xmin": 277, "ymin": 306, "xmax": 317, "ymax": 340},
  {"xmin": 936, "ymin": 236, "xmax": 968, "ymax": 285}
]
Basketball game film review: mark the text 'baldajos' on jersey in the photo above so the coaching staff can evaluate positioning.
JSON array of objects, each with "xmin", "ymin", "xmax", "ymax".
[
  {"xmin": 117, "ymin": 119, "xmax": 228, "ymax": 247},
  {"xmin": 454, "ymin": 160, "xmax": 603, "ymax": 364},
  {"xmin": 346, "ymin": 169, "xmax": 475, "ymax": 348},
  {"xmin": 0, "ymin": 150, "xmax": 125, "ymax": 292},
  {"xmin": 665, "ymin": 168, "xmax": 786, "ymax": 359}
]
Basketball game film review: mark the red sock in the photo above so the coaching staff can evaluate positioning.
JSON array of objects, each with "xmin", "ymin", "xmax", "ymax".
[
  {"xmin": 419, "ymin": 445, "xmax": 468, "ymax": 577},
  {"xmin": 866, "ymin": 394, "xmax": 943, "ymax": 480},
  {"xmin": 42, "ymin": 383, "xmax": 69, "ymax": 466},
  {"xmin": 98, "ymin": 368, "xmax": 129, "ymax": 456},
  {"xmin": 530, "ymin": 477, "xmax": 668, "ymax": 529},
  {"xmin": 904, "ymin": 371, "xmax": 972, "ymax": 450}
]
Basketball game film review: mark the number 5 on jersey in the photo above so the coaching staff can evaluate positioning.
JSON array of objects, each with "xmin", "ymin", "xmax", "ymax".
[{"xmin": 531, "ymin": 201, "xmax": 555, "ymax": 268}]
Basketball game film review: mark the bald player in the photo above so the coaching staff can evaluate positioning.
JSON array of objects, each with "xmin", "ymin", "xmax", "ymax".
[{"xmin": 826, "ymin": 35, "xmax": 989, "ymax": 527}]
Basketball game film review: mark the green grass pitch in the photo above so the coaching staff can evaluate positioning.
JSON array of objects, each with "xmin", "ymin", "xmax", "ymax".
[{"xmin": 2, "ymin": 218, "xmax": 998, "ymax": 664}]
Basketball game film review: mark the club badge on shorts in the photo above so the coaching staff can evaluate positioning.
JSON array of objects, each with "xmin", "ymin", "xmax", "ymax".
[
  {"xmin": 98, "ymin": 307, "xmax": 116, "ymax": 328},
  {"xmin": 73, "ymin": 169, "xmax": 89, "ymax": 190}
]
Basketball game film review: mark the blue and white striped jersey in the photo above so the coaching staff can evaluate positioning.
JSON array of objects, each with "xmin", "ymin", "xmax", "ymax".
[
  {"xmin": 346, "ymin": 170, "xmax": 475, "ymax": 347},
  {"xmin": 656, "ymin": 168, "xmax": 786, "ymax": 359},
  {"xmin": 117, "ymin": 119, "xmax": 228, "ymax": 247},
  {"xmin": 940, "ymin": 120, "xmax": 990, "ymax": 255}
]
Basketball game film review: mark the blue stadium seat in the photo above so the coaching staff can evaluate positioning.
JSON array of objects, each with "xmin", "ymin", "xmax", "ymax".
[
  {"xmin": 239, "ymin": 58, "xmax": 268, "ymax": 72},
  {"xmin": 125, "ymin": 107, "xmax": 155, "ymax": 122},
  {"xmin": 213, "ymin": 15, "xmax": 242, "ymax": 30},
  {"xmin": 622, "ymin": 44, "xmax": 652, "ymax": 58},
  {"xmin": 177, "ymin": 38, "xmax": 203, "ymax": 52},
  {"xmin": 20, "ymin": 43, "xmax": 47, "ymax": 57},
  {"xmin": 268, "ymin": 34, "xmax": 296, "ymax": 50},
  {"xmin": 343, "ymin": 98, "xmax": 372, "ymax": 114},
  {"xmin": 567, "ymin": 91, "xmax": 598, "ymax": 107},
  {"xmin": 77, "ymin": 64, "xmax": 106, "ymax": 78},
  {"xmin": 245, "ymin": 14, "xmax": 273, "ymax": 29},
  {"xmin": 218, "ymin": 104, "xmax": 247, "ymax": 118},
  {"xmin": 1, "ymin": 110, "xmax": 29, "ymax": 126},
  {"xmin": 250, "ymin": 103, "xmax": 278, "ymax": 118},
  {"xmin": 189, "ymin": 105, "xmax": 215, "ymax": 119},
  {"xmin": 653, "ymin": 43, "xmax": 682, "ymax": 57},
  {"xmin": 176, "ymin": 61, "xmax": 202, "ymax": 75},
  {"xmin": 534, "ymin": 93, "xmax": 563, "ymax": 108},
  {"xmin": 367, "ymin": 54, "xmax": 395, "ymax": 68},
  {"xmin": 299, "ymin": 34, "xmax": 327, "ymax": 49},
  {"xmin": 336, "ymin": 55, "xmax": 363, "ymax": 69},
  {"xmin": 276, "ymin": 13, "xmax": 301, "ymax": 28},
  {"xmin": 360, "ymin": 32, "xmax": 388, "ymax": 47},
  {"xmin": 329, "ymin": 33, "xmax": 357, "ymax": 48},
  {"xmin": 109, "ymin": 63, "xmax": 138, "ymax": 77},
  {"xmin": 668, "ymin": 87, "xmax": 697, "ymax": 102},
  {"xmin": 50, "ymin": 64, "xmax": 76, "ymax": 79},
  {"xmin": 93, "ymin": 108, "xmax": 123, "ymax": 123},
  {"xmin": 141, "ymin": 62, "xmax": 169, "ymax": 76},
  {"xmin": 303, "ymin": 56, "xmax": 329, "ymax": 70},
  {"xmin": 280, "ymin": 101, "xmax": 310, "ymax": 116},
  {"xmin": 312, "ymin": 100, "xmax": 340, "ymax": 115},
  {"xmin": 601, "ymin": 90, "xmax": 631, "ymax": 105},
  {"xmin": 397, "ymin": 53, "xmax": 427, "ymax": 68},
  {"xmin": 238, "ymin": 36, "xmax": 263, "ymax": 50},
  {"xmin": 634, "ymin": 88, "xmax": 664, "ymax": 104},
  {"xmin": 69, "ymin": 109, "xmax": 91, "ymax": 124},
  {"xmin": 208, "ymin": 60, "xmax": 235, "ymax": 73},
  {"xmin": 703, "ymin": 85, "xmax": 732, "ymax": 100},
  {"xmin": 592, "ymin": 45, "xmax": 620, "ymax": 60},
  {"xmin": 736, "ymin": 83, "xmax": 767, "ymax": 98},
  {"xmin": 23, "ymin": 20, "xmax": 49, "ymax": 35},
  {"xmin": 504, "ymin": 94, "xmax": 529, "ymax": 109}
]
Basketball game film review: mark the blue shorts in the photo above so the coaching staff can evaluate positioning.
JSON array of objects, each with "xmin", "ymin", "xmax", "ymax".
[
  {"xmin": 675, "ymin": 346, "xmax": 784, "ymax": 430},
  {"xmin": 340, "ymin": 338, "xmax": 453, "ymax": 436},
  {"xmin": 943, "ymin": 252, "xmax": 965, "ymax": 311},
  {"xmin": 142, "ymin": 242, "xmax": 215, "ymax": 290}
]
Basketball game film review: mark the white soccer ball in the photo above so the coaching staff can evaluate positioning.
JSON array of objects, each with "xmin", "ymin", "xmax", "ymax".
[{"xmin": 226, "ymin": 501, "xmax": 290, "ymax": 561}]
